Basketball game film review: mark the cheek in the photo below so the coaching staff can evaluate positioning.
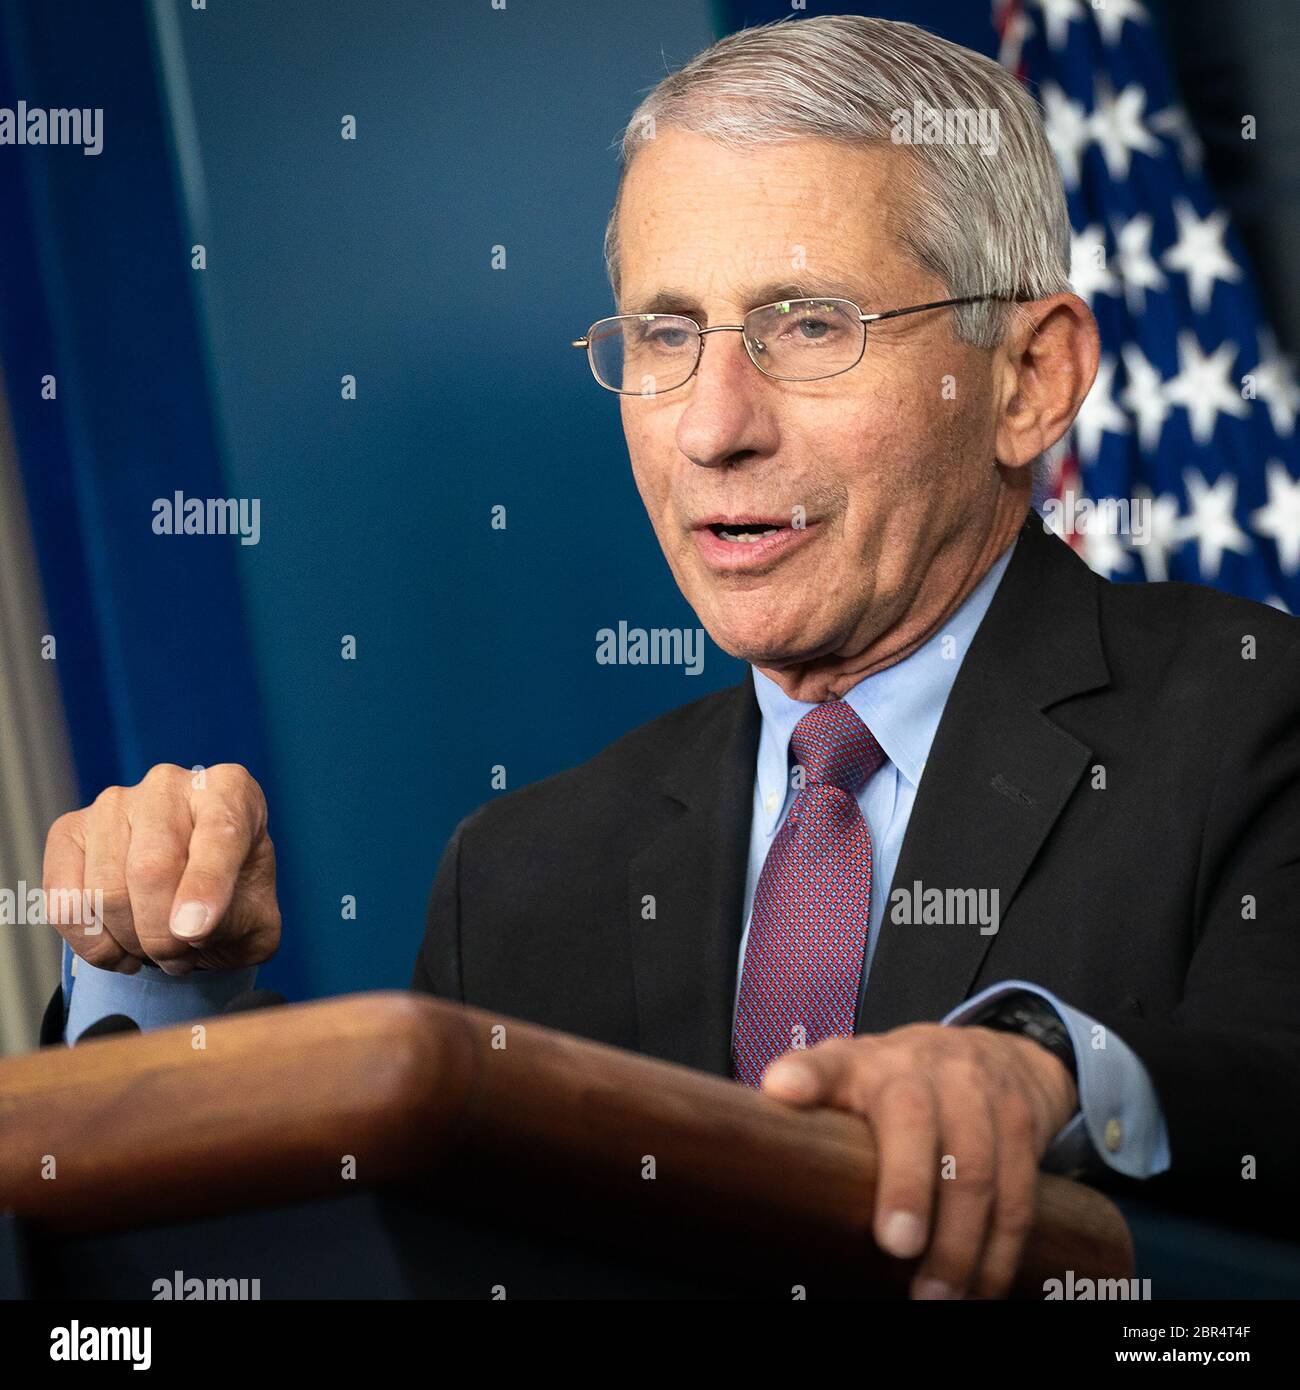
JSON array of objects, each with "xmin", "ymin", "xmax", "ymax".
[
  {"xmin": 816, "ymin": 380, "xmax": 986, "ymax": 561},
  {"xmin": 625, "ymin": 416, "xmax": 681, "ymax": 524},
  {"xmin": 814, "ymin": 400, "xmax": 927, "ymax": 527},
  {"xmin": 627, "ymin": 450, "xmax": 667, "ymax": 526},
  {"xmin": 850, "ymin": 365, "xmax": 981, "ymax": 487}
]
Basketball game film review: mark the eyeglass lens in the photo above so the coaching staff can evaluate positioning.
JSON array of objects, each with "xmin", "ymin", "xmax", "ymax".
[{"xmin": 588, "ymin": 299, "xmax": 866, "ymax": 394}]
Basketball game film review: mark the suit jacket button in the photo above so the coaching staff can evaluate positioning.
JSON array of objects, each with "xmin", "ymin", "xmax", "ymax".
[{"xmin": 1104, "ymin": 1117, "xmax": 1124, "ymax": 1152}]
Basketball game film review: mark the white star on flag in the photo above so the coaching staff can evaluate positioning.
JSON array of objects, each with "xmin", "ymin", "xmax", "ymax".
[
  {"xmin": 1120, "ymin": 342, "xmax": 1171, "ymax": 453},
  {"xmin": 1028, "ymin": 0, "xmax": 1086, "ymax": 51},
  {"xmin": 1111, "ymin": 214, "xmax": 1167, "ymax": 314},
  {"xmin": 1163, "ymin": 332, "xmax": 1249, "ymax": 445},
  {"xmin": 1251, "ymin": 460, "xmax": 1300, "ymax": 574},
  {"xmin": 1093, "ymin": 0, "xmax": 1149, "ymax": 44},
  {"xmin": 1089, "ymin": 81, "xmax": 1161, "ymax": 180},
  {"xmin": 1150, "ymin": 105, "xmax": 1204, "ymax": 174},
  {"xmin": 1070, "ymin": 225, "xmax": 1121, "ymax": 304},
  {"xmin": 1131, "ymin": 488, "xmax": 1183, "ymax": 582},
  {"xmin": 1074, "ymin": 354, "xmax": 1129, "ymax": 463},
  {"xmin": 1041, "ymin": 82, "xmax": 1091, "ymax": 190},
  {"xmin": 1176, "ymin": 469, "xmax": 1252, "ymax": 579},
  {"xmin": 1250, "ymin": 331, "xmax": 1300, "ymax": 437},
  {"xmin": 1079, "ymin": 509, "xmax": 1132, "ymax": 576},
  {"xmin": 1162, "ymin": 201, "xmax": 1241, "ymax": 313}
]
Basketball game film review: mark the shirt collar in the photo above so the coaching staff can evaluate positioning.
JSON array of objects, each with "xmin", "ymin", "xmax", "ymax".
[{"xmin": 750, "ymin": 537, "xmax": 1018, "ymax": 834}]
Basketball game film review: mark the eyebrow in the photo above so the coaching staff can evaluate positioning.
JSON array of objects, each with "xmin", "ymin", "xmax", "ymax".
[{"xmin": 623, "ymin": 277, "xmax": 875, "ymax": 322}]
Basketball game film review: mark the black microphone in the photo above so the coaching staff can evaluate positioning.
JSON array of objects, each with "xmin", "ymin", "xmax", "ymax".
[
  {"xmin": 75, "ymin": 1014, "xmax": 141, "ymax": 1042},
  {"xmin": 222, "ymin": 989, "xmax": 286, "ymax": 1013}
]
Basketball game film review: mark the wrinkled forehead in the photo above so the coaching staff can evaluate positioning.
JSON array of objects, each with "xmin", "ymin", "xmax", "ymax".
[{"xmin": 615, "ymin": 129, "xmax": 921, "ymax": 315}]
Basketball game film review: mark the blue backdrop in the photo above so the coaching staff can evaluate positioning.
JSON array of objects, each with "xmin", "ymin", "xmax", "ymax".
[{"xmin": 0, "ymin": 0, "xmax": 1005, "ymax": 1003}]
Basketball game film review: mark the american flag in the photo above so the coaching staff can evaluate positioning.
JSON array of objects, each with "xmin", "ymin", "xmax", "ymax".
[{"xmin": 996, "ymin": 0, "xmax": 1300, "ymax": 609}]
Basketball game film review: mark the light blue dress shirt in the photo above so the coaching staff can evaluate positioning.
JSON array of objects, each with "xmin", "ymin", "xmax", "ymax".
[
  {"xmin": 738, "ymin": 536, "xmax": 1170, "ymax": 1181},
  {"xmin": 61, "ymin": 534, "xmax": 1169, "ymax": 1181},
  {"xmin": 60, "ymin": 942, "xmax": 257, "ymax": 1043}
]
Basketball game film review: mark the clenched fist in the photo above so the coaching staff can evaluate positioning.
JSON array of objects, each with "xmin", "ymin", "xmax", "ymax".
[
  {"xmin": 43, "ymin": 763, "xmax": 281, "ymax": 977},
  {"xmin": 762, "ymin": 1023, "xmax": 1079, "ymax": 1300}
]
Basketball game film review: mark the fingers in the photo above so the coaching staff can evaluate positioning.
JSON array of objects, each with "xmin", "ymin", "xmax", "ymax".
[
  {"xmin": 168, "ymin": 766, "xmax": 261, "ymax": 949},
  {"xmin": 908, "ymin": 1058, "xmax": 999, "ymax": 1299},
  {"xmin": 765, "ymin": 1041, "xmax": 942, "ymax": 1263},
  {"xmin": 870, "ymin": 1075, "xmax": 939, "ymax": 1263},
  {"xmin": 967, "ymin": 1089, "xmax": 1040, "ymax": 1299},
  {"xmin": 41, "ymin": 762, "xmax": 278, "ymax": 977},
  {"xmin": 43, "ymin": 807, "xmax": 133, "ymax": 970},
  {"xmin": 764, "ymin": 1028, "xmax": 1052, "ymax": 1301},
  {"xmin": 764, "ymin": 1038, "xmax": 944, "ymax": 1264},
  {"xmin": 762, "ymin": 1035, "xmax": 856, "ymax": 1104},
  {"xmin": 124, "ymin": 766, "xmax": 196, "ymax": 974},
  {"xmin": 79, "ymin": 788, "xmax": 142, "ymax": 971}
]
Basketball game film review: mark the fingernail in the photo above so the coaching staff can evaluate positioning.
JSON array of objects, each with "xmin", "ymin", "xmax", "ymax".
[
  {"xmin": 880, "ymin": 1211, "xmax": 927, "ymax": 1259},
  {"xmin": 171, "ymin": 901, "xmax": 210, "ymax": 939},
  {"xmin": 116, "ymin": 957, "xmax": 143, "ymax": 975},
  {"xmin": 764, "ymin": 1062, "xmax": 815, "ymax": 1100},
  {"xmin": 158, "ymin": 959, "xmax": 195, "ymax": 977},
  {"xmin": 911, "ymin": 1277, "xmax": 956, "ymax": 1301}
]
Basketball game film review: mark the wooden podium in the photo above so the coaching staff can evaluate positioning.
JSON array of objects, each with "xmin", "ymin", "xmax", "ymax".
[{"xmin": 0, "ymin": 993, "xmax": 1132, "ymax": 1298}]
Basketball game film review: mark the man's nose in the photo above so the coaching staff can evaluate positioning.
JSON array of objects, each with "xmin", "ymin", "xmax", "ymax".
[{"xmin": 675, "ymin": 328, "xmax": 775, "ymax": 470}]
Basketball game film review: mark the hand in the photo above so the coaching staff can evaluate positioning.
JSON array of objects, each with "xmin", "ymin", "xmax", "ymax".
[
  {"xmin": 762, "ymin": 1023, "xmax": 1078, "ymax": 1299},
  {"xmin": 43, "ymin": 763, "xmax": 281, "ymax": 977}
]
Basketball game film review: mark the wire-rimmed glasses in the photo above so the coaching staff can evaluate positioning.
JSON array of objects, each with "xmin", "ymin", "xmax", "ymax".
[{"xmin": 571, "ymin": 293, "xmax": 1027, "ymax": 396}]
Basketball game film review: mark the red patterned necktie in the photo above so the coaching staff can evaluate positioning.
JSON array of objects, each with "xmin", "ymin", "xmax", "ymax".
[{"xmin": 731, "ymin": 698, "xmax": 886, "ymax": 1087}]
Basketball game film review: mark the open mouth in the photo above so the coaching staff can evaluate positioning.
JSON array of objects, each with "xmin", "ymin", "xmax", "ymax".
[
  {"xmin": 692, "ymin": 516, "xmax": 818, "ymax": 571},
  {"xmin": 707, "ymin": 521, "xmax": 783, "ymax": 543}
]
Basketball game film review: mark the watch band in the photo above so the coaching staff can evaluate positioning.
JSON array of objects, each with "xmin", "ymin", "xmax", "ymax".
[{"xmin": 965, "ymin": 989, "xmax": 1078, "ymax": 1082}]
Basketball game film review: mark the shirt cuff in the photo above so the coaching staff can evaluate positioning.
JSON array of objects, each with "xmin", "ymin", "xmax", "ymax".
[
  {"xmin": 62, "ymin": 940, "xmax": 258, "ymax": 1043},
  {"xmin": 942, "ymin": 978, "xmax": 1172, "ymax": 1181}
]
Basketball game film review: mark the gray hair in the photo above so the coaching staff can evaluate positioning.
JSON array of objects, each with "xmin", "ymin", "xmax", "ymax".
[{"xmin": 604, "ymin": 14, "xmax": 1071, "ymax": 349}]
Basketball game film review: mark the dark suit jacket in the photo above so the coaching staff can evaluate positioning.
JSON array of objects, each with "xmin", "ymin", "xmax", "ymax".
[{"xmin": 412, "ymin": 512, "xmax": 1300, "ymax": 1236}]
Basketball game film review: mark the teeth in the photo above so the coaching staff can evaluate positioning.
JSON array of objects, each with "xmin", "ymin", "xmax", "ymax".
[{"xmin": 718, "ymin": 526, "xmax": 778, "ymax": 542}]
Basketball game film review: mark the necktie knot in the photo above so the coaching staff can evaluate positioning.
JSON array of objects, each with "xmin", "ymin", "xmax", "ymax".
[{"xmin": 789, "ymin": 699, "xmax": 884, "ymax": 795}]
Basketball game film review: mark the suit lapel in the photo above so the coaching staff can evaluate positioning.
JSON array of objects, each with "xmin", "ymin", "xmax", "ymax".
[
  {"xmin": 625, "ymin": 518, "xmax": 1111, "ymax": 1068},
  {"xmin": 628, "ymin": 678, "xmax": 760, "ymax": 1075},
  {"xmin": 857, "ymin": 516, "xmax": 1111, "ymax": 1032}
]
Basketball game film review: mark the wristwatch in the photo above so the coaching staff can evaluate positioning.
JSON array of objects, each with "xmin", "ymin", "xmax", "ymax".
[{"xmin": 965, "ymin": 989, "xmax": 1078, "ymax": 1083}]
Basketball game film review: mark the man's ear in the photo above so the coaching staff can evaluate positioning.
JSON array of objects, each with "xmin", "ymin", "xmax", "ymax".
[{"xmin": 993, "ymin": 293, "xmax": 1100, "ymax": 470}]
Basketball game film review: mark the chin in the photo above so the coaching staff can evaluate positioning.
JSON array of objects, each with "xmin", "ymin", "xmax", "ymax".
[{"xmin": 699, "ymin": 610, "xmax": 820, "ymax": 667}]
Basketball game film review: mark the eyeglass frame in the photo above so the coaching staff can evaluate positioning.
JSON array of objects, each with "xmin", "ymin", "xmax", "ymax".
[{"xmin": 570, "ymin": 292, "xmax": 1032, "ymax": 395}]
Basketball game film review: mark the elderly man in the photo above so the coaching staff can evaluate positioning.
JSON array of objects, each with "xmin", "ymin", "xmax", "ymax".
[{"xmin": 43, "ymin": 16, "xmax": 1300, "ymax": 1299}]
